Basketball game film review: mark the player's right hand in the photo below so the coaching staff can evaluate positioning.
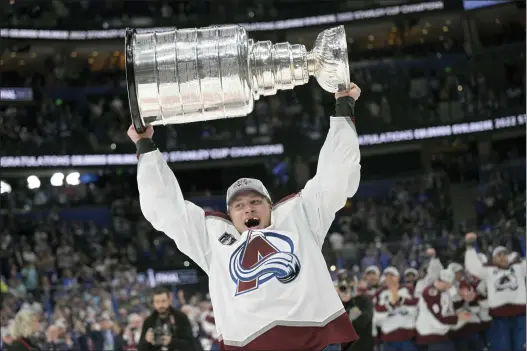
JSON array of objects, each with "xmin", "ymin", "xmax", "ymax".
[
  {"xmin": 127, "ymin": 124, "xmax": 154, "ymax": 144},
  {"xmin": 426, "ymin": 248, "xmax": 436, "ymax": 257},
  {"xmin": 465, "ymin": 232, "xmax": 477, "ymax": 243},
  {"xmin": 457, "ymin": 311, "xmax": 471, "ymax": 321},
  {"xmin": 145, "ymin": 328, "xmax": 155, "ymax": 344}
]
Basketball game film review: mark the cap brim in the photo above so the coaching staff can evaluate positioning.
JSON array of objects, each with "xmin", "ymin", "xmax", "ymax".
[{"xmin": 227, "ymin": 187, "xmax": 268, "ymax": 206}]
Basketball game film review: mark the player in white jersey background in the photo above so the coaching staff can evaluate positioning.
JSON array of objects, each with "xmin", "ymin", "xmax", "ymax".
[
  {"xmin": 128, "ymin": 84, "xmax": 363, "ymax": 351},
  {"xmin": 464, "ymin": 232, "xmax": 526, "ymax": 351}
]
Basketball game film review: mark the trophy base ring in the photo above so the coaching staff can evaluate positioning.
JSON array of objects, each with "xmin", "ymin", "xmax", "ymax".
[{"xmin": 125, "ymin": 28, "xmax": 146, "ymax": 134}]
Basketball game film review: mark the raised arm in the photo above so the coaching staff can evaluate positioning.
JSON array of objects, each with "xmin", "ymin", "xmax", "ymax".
[
  {"xmin": 299, "ymin": 85, "xmax": 362, "ymax": 246},
  {"xmin": 129, "ymin": 125, "xmax": 212, "ymax": 274},
  {"xmin": 422, "ymin": 249, "xmax": 444, "ymax": 285},
  {"xmin": 464, "ymin": 233, "xmax": 486, "ymax": 280}
]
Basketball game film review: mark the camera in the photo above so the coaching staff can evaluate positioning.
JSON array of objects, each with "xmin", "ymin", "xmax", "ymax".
[
  {"xmin": 336, "ymin": 269, "xmax": 350, "ymax": 293},
  {"xmin": 153, "ymin": 323, "xmax": 171, "ymax": 346},
  {"xmin": 338, "ymin": 280, "xmax": 349, "ymax": 292}
]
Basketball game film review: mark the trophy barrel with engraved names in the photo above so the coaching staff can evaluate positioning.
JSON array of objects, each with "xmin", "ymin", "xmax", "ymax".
[{"xmin": 125, "ymin": 25, "xmax": 350, "ymax": 132}]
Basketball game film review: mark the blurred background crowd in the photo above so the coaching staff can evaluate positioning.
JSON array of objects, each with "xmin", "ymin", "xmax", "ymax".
[{"xmin": 0, "ymin": 0, "xmax": 525, "ymax": 350}]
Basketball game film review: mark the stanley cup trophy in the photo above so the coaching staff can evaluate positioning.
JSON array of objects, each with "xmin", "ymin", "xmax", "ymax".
[{"xmin": 125, "ymin": 25, "xmax": 350, "ymax": 133}]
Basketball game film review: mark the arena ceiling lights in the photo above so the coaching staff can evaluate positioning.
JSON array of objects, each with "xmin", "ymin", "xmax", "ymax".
[{"xmin": 0, "ymin": 1, "xmax": 445, "ymax": 40}]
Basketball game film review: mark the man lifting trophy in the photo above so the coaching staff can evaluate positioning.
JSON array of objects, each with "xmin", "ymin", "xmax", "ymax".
[
  {"xmin": 127, "ymin": 24, "xmax": 364, "ymax": 351},
  {"xmin": 125, "ymin": 24, "xmax": 350, "ymax": 132}
]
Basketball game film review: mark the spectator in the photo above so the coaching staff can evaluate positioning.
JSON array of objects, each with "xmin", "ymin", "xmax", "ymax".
[{"xmin": 8, "ymin": 309, "xmax": 41, "ymax": 351}]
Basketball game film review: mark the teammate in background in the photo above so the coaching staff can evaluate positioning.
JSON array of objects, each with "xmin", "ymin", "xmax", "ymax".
[
  {"xmin": 373, "ymin": 267, "xmax": 419, "ymax": 351},
  {"xmin": 128, "ymin": 85, "xmax": 362, "ymax": 351},
  {"xmin": 403, "ymin": 268, "xmax": 419, "ymax": 288},
  {"xmin": 474, "ymin": 253, "xmax": 492, "ymax": 348},
  {"xmin": 356, "ymin": 266, "xmax": 381, "ymax": 299},
  {"xmin": 415, "ymin": 269, "xmax": 471, "ymax": 351},
  {"xmin": 464, "ymin": 232, "xmax": 526, "ymax": 351},
  {"xmin": 447, "ymin": 263, "xmax": 485, "ymax": 351},
  {"xmin": 414, "ymin": 248, "xmax": 443, "ymax": 298}
]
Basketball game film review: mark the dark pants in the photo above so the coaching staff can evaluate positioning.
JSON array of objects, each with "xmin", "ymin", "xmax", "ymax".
[
  {"xmin": 454, "ymin": 332, "xmax": 484, "ymax": 351},
  {"xmin": 321, "ymin": 344, "xmax": 341, "ymax": 351},
  {"xmin": 425, "ymin": 341, "xmax": 455, "ymax": 351},
  {"xmin": 384, "ymin": 340, "xmax": 418, "ymax": 351},
  {"xmin": 489, "ymin": 315, "xmax": 526, "ymax": 351}
]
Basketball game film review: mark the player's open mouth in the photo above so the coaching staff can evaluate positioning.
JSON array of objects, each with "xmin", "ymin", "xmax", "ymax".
[{"xmin": 244, "ymin": 217, "xmax": 260, "ymax": 229}]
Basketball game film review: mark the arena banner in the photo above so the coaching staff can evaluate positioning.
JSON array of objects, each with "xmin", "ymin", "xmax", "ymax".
[
  {"xmin": 0, "ymin": 1, "xmax": 444, "ymax": 39},
  {"xmin": 146, "ymin": 269, "xmax": 199, "ymax": 287},
  {"xmin": 0, "ymin": 144, "xmax": 285, "ymax": 168},
  {"xmin": 0, "ymin": 115, "xmax": 524, "ymax": 168},
  {"xmin": 0, "ymin": 87, "xmax": 34, "ymax": 102}
]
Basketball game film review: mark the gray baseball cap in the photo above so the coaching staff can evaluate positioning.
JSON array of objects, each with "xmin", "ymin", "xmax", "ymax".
[{"xmin": 226, "ymin": 178, "xmax": 272, "ymax": 207}]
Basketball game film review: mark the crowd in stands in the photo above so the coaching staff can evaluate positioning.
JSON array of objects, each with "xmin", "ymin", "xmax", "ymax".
[
  {"xmin": 1, "ymin": 148, "xmax": 524, "ymax": 349},
  {"xmin": 2, "ymin": 0, "xmax": 440, "ymax": 30},
  {"xmin": 1, "ymin": 36, "xmax": 524, "ymax": 156}
]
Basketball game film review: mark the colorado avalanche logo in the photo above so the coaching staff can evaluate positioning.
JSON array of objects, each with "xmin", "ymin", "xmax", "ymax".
[
  {"xmin": 495, "ymin": 271, "xmax": 518, "ymax": 292},
  {"xmin": 229, "ymin": 231, "xmax": 301, "ymax": 296}
]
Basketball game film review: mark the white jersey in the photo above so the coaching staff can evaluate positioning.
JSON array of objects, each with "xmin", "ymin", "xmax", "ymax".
[
  {"xmin": 450, "ymin": 280, "xmax": 481, "ymax": 337},
  {"xmin": 475, "ymin": 279, "xmax": 492, "ymax": 323},
  {"xmin": 373, "ymin": 285, "xmax": 418, "ymax": 342},
  {"xmin": 464, "ymin": 248, "xmax": 526, "ymax": 317},
  {"xmin": 414, "ymin": 258, "xmax": 443, "ymax": 298},
  {"xmin": 137, "ymin": 117, "xmax": 361, "ymax": 350},
  {"xmin": 416, "ymin": 286, "xmax": 459, "ymax": 344}
]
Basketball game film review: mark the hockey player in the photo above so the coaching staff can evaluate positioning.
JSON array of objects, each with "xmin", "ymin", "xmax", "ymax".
[
  {"xmin": 464, "ymin": 232, "xmax": 526, "ymax": 351},
  {"xmin": 403, "ymin": 268, "xmax": 419, "ymax": 288},
  {"xmin": 447, "ymin": 263, "xmax": 485, "ymax": 351},
  {"xmin": 414, "ymin": 248, "xmax": 444, "ymax": 298},
  {"xmin": 128, "ymin": 85, "xmax": 362, "ymax": 351},
  {"xmin": 415, "ymin": 269, "xmax": 471, "ymax": 351},
  {"xmin": 373, "ymin": 267, "xmax": 419, "ymax": 351},
  {"xmin": 356, "ymin": 266, "xmax": 381, "ymax": 299},
  {"xmin": 474, "ymin": 253, "xmax": 492, "ymax": 347}
]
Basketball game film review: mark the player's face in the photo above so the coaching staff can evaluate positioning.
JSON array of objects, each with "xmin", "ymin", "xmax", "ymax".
[
  {"xmin": 365, "ymin": 271, "xmax": 379, "ymax": 286},
  {"xmin": 404, "ymin": 273, "xmax": 417, "ymax": 284},
  {"xmin": 153, "ymin": 292, "xmax": 171, "ymax": 315},
  {"xmin": 492, "ymin": 252, "xmax": 509, "ymax": 269},
  {"xmin": 384, "ymin": 273, "xmax": 399, "ymax": 288},
  {"xmin": 435, "ymin": 280, "xmax": 451, "ymax": 292},
  {"xmin": 229, "ymin": 191, "xmax": 272, "ymax": 233}
]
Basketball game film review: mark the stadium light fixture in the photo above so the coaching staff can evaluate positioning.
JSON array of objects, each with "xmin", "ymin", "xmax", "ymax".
[
  {"xmin": 50, "ymin": 172, "xmax": 64, "ymax": 186},
  {"xmin": 0, "ymin": 180, "xmax": 11, "ymax": 194},
  {"xmin": 66, "ymin": 172, "xmax": 80, "ymax": 186},
  {"xmin": 27, "ymin": 175, "xmax": 41, "ymax": 189}
]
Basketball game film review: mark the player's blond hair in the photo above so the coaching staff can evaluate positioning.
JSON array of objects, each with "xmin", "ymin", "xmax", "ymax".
[{"xmin": 11, "ymin": 309, "xmax": 38, "ymax": 338}]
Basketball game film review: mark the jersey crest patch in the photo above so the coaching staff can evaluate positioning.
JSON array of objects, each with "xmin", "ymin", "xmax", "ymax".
[
  {"xmin": 229, "ymin": 230, "xmax": 301, "ymax": 296},
  {"xmin": 494, "ymin": 269, "xmax": 519, "ymax": 291}
]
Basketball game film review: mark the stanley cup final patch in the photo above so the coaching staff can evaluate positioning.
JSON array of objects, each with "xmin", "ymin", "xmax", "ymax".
[{"xmin": 219, "ymin": 232, "xmax": 237, "ymax": 246}]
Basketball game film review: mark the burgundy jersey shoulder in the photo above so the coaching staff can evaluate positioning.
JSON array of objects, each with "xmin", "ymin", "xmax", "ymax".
[
  {"xmin": 273, "ymin": 193, "xmax": 298, "ymax": 207},
  {"xmin": 422, "ymin": 285, "xmax": 440, "ymax": 301}
]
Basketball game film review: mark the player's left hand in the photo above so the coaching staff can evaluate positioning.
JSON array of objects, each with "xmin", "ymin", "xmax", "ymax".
[
  {"xmin": 162, "ymin": 335, "xmax": 172, "ymax": 346},
  {"xmin": 335, "ymin": 83, "xmax": 361, "ymax": 100}
]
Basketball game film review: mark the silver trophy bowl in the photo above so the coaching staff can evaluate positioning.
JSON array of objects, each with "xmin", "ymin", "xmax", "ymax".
[{"xmin": 125, "ymin": 25, "xmax": 350, "ymax": 132}]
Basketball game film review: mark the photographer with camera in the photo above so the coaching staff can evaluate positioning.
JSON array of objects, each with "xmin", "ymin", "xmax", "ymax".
[
  {"xmin": 138, "ymin": 287, "xmax": 196, "ymax": 351},
  {"xmin": 335, "ymin": 270, "xmax": 375, "ymax": 351}
]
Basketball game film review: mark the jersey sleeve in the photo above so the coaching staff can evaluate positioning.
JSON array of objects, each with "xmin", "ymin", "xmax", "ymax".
[
  {"xmin": 137, "ymin": 150, "xmax": 211, "ymax": 273},
  {"xmin": 299, "ymin": 116, "xmax": 361, "ymax": 246},
  {"xmin": 464, "ymin": 247, "xmax": 487, "ymax": 280},
  {"xmin": 416, "ymin": 257, "xmax": 443, "ymax": 296},
  {"xmin": 402, "ymin": 286, "xmax": 419, "ymax": 307},
  {"xmin": 372, "ymin": 290, "xmax": 388, "ymax": 327}
]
